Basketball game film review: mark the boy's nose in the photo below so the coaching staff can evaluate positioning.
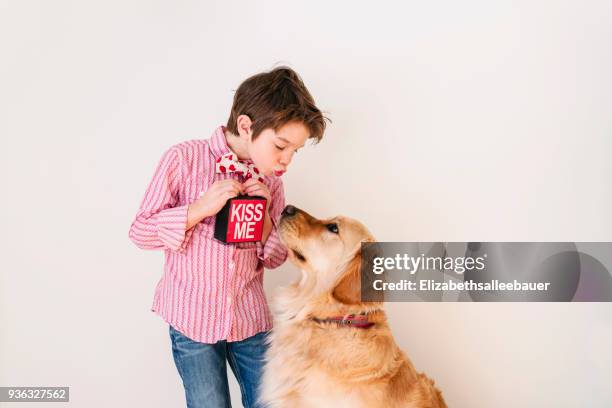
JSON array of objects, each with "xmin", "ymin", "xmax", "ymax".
[{"xmin": 280, "ymin": 151, "xmax": 295, "ymax": 165}]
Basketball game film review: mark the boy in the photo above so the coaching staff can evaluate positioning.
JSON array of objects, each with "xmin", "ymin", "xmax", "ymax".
[{"xmin": 128, "ymin": 67, "xmax": 326, "ymax": 408}]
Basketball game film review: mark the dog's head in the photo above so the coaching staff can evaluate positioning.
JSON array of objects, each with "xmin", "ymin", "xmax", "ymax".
[{"xmin": 278, "ymin": 205, "xmax": 377, "ymax": 305}]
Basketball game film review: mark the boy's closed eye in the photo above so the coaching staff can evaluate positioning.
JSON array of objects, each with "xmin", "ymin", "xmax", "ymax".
[{"xmin": 275, "ymin": 144, "xmax": 300, "ymax": 153}]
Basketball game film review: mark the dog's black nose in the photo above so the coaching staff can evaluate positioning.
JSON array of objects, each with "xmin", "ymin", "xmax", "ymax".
[{"xmin": 282, "ymin": 205, "xmax": 297, "ymax": 217}]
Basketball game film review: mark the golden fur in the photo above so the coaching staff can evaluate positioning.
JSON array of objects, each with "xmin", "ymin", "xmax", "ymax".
[{"xmin": 260, "ymin": 207, "xmax": 447, "ymax": 408}]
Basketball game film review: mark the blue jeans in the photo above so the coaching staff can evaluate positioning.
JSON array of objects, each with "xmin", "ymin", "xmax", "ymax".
[{"xmin": 169, "ymin": 326, "xmax": 269, "ymax": 408}]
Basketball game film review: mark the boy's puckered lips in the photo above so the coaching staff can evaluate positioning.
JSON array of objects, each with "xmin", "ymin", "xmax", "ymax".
[{"xmin": 274, "ymin": 170, "xmax": 285, "ymax": 177}]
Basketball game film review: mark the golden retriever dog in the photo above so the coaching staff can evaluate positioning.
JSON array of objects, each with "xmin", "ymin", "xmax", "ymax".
[{"xmin": 260, "ymin": 205, "xmax": 447, "ymax": 408}]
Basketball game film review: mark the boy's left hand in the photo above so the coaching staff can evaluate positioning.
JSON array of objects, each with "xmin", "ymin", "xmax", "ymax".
[{"xmin": 243, "ymin": 178, "xmax": 271, "ymax": 202}]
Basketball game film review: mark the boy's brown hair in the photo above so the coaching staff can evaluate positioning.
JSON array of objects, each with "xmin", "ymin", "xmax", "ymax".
[{"xmin": 226, "ymin": 67, "xmax": 328, "ymax": 143}]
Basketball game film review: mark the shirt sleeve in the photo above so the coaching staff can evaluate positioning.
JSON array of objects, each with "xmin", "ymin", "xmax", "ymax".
[
  {"xmin": 128, "ymin": 147, "xmax": 195, "ymax": 253},
  {"xmin": 256, "ymin": 178, "xmax": 288, "ymax": 269}
]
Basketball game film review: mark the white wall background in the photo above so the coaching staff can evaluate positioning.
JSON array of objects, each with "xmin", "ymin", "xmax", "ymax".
[{"xmin": 1, "ymin": 0, "xmax": 611, "ymax": 407}]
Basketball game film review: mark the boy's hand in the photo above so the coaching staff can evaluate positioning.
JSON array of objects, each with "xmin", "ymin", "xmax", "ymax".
[
  {"xmin": 243, "ymin": 178, "xmax": 271, "ymax": 202},
  {"xmin": 188, "ymin": 180, "xmax": 244, "ymax": 228},
  {"xmin": 243, "ymin": 178, "xmax": 273, "ymax": 242}
]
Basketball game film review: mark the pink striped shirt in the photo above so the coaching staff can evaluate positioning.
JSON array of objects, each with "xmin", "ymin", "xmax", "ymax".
[{"xmin": 129, "ymin": 125, "xmax": 288, "ymax": 343}]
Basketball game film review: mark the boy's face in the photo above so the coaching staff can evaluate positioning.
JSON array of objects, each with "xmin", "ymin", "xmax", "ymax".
[{"xmin": 247, "ymin": 121, "xmax": 310, "ymax": 177}]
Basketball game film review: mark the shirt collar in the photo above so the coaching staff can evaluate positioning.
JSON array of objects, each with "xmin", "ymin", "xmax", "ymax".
[{"xmin": 208, "ymin": 125, "xmax": 253, "ymax": 164}]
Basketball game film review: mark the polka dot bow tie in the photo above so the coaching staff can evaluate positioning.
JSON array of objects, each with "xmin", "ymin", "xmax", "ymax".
[{"xmin": 215, "ymin": 153, "xmax": 265, "ymax": 183}]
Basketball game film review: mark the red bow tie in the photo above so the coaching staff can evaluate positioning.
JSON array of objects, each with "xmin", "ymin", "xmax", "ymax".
[{"xmin": 215, "ymin": 153, "xmax": 265, "ymax": 183}]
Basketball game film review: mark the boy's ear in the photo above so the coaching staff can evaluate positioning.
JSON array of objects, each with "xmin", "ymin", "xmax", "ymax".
[
  {"xmin": 332, "ymin": 252, "xmax": 362, "ymax": 305},
  {"xmin": 236, "ymin": 114, "xmax": 253, "ymax": 138}
]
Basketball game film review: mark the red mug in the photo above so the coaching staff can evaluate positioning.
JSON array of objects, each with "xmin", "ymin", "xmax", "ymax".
[{"xmin": 213, "ymin": 195, "xmax": 268, "ymax": 243}]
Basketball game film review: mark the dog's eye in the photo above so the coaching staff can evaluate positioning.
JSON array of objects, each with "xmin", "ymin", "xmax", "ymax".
[
  {"xmin": 326, "ymin": 223, "xmax": 339, "ymax": 234},
  {"xmin": 294, "ymin": 250, "xmax": 306, "ymax": 262}
]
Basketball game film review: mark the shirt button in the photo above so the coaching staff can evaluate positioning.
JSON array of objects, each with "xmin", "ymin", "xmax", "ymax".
[
  {"xmin": 229, "ymin": 262, "xmax": 234, "ymax": 269},
  {"xmin": 227, "ymin": 296, "xmax": 232, "ymax": 305}
]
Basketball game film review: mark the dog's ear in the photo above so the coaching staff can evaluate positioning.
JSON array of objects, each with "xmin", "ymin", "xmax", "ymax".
[
  {"xmin": 332, "ymin": 239, "xmax": 381, "ymax": 305},
  {"xmin": 332, "ymin": 251, "xmax": 362, "ymax": 305}
]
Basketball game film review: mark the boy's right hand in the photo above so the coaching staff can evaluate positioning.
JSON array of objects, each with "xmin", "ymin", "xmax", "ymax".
[{"xmin": 187, "ymin": 180, "xmax": 245, "ymax": 228}]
